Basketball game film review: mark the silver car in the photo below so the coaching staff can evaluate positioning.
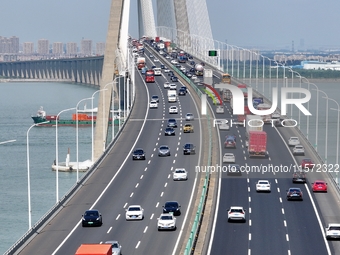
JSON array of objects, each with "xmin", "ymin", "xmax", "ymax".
[
  {"xmin": 185, "ymin": 113, "xmax": 194, "ymax": 121},
  {"xmin": 158, "ymin": 145, "xmax": 171, "ymax": 156},
  {"xmin": 104, "ymin": 241, "xmax": 122, "ymax": 255},
  {"xmin": 293, "ymin": 145, "xmax": 305, "ymax": 155},
  {"xmin": 173, "ymin": 168, "xmax": 188, "ymax": 180},
  {"xmin": 223, "ymin": 153, "xmax": 235, "ymax": 163},
  {"xmin": 216, "ymin": 105, "xmax": 225, "ymax": 114},
  {"xmin": 288, "ymin": 137, "xmax": 300, "ymax": 146}
]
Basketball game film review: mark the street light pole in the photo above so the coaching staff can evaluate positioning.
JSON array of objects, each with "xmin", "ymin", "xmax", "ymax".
[
  {"xmin": 56, "ymin": 107, "xmax": 76, "ymax": 203},
  {"xmin": 27, "ymin": 122, "xmax": 48, "ymax": 229},
  {"xmin": 318, "ymin": 90, "xmax": 329, "ymax": 163}
]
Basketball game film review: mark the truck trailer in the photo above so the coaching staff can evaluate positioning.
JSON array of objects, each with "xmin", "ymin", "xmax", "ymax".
[
  {"xmin": 136, "ymin": 57, "xmax": 146, "ymax": 70},
  {"xmin": 75, "ymin": 244, "xmax": 112, "ymax": 255},
  {"xmin": 248, "ymin": 131, "xmax": 267, "ymax": 157}
]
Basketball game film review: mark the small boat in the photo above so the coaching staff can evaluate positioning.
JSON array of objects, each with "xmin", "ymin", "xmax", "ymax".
[
  {"xmin": 51, "ymin": 149, "xmax": 93, "ymax": 172},
  {"xmin": 31, "ymin": 106, "xmax": 121, "ymax": 126}
]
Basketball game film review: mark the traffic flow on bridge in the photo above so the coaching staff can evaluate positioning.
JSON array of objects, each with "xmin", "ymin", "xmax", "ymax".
[{"xmin": 12, "ymin": 36, "xmax": 340, "ymax": 255}]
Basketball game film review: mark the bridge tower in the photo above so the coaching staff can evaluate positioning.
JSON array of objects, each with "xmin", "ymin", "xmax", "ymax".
[
  {"xmin": 93, "ymin": 0, "xmax": 130, "ymax": 161},
  {"xmin": 137, "ymin": 0, "xmax": 157, "ymax": 38}
]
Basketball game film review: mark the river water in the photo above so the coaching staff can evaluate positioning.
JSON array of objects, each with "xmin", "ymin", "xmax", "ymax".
[
  {"xmin": 0, "ymin": 79, "xmax": 340, "ymax": 253},
  {"xmin": 0, "ymin": 82, "xmax": 100, "ymax": 254}
]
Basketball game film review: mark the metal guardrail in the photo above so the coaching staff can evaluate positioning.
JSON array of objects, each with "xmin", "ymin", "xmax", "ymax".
[
  {"xmin": 172, "ymin": 69, "xmax": 213, "ymax": 255},
  {"xmin": 4, "ymin": 84, "xmax": 136, "ymax": 255}
]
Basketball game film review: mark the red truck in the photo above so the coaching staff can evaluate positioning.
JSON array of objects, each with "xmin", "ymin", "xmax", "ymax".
[
  {"xmin": 248, "ymin": 131, "xmax": 267, "ymax": 157},
  {"xmin": 75, "ymin": 244, "xmax": 112, "ymax": 255},
  {"xmin": 145, "ymin": 70, "xmax": 155, "ymax": 83}
]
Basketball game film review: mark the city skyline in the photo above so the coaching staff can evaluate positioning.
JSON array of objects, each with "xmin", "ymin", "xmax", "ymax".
[{"xmin": 1, "ymin": 1, "xmax": 340, "ymax": 50}]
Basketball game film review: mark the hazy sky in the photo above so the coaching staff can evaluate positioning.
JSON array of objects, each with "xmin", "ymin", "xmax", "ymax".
[{"xmin": 1, "ymin": 0, "xmax": 340, "ymax": 50}]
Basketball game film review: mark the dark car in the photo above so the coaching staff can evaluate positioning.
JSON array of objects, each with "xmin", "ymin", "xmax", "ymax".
[
  {"xmin": 167, "ymin": 118, "xmax": 177, "ymax": 128},
  {"xmin": 227, "ymin": 164, "xmax": 242, "ymax": 176},
  {"xmin": 168, "ymin": 71, "xmax": 174, "ymax": 76},
  {"xmin": 160, "ymin": 64, "xmax": 165, "ymax": 69},
  {"xmin": 162, "ymin": 201, "xmax": 181, "ymax": 216},
  {"xmin": 178, "ymin": 88, "xmax": 186, "ymax": 96},
  {"xmin": 286, "ymin": 187, "xmax": 303, "ymax": 201},
  {"xmin": 226, "ymin": 134, "xmax": 237, "ymax": 141},
  {"xmin": 181, "ymin": 86, "xmax": 188, "ymax": 92},
  {"xmin": 186, "ymin": 72, "xmax": 193, "ymax": 78},
  {"xmin": 292, "ymin": 171, "xmax": 307, "ymax": 183},
  {"xmin": 132, "ymin": 148, "xmax": 146, "ymax": 160},
  {"xmin": 164, "ymin": 127, "xmax": 175, "ymax": 136},
  {"xmin": 224, "ymin": 138, "xmax": 236, "ymax": 148},
  {"xmin": 171, "ymin": 76, "xmax": 178, "ymax": 82},
  {"xmin": 82, "ymin": 209, "xmax": 102, "ymax": 227},
  {"xmin": 183, "ymin": 143, "xmax": 196, "ymax": 155},
  {"xmin": 190, "ymin": 61, "xmax": 195, "ymax": 66}
]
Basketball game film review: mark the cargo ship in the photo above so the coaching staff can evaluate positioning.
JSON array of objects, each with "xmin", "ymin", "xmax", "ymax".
[{"xmin": 31, "ymin": 107, "xmax": 121, "ymax": 126}]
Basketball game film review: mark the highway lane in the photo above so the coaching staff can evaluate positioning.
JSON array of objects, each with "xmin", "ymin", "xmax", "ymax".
[
  {"xmin": 18, "ymin": 54, "xmax": 203, "ymax": 254},
  {"xmin": 207, "ymin": 91, "xmax": 329, "ymax": 254}
]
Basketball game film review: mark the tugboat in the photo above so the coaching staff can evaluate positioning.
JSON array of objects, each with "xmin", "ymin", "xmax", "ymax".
[{"xmin": 31, "ymin": 106, "xmax": 120, "ymax": 126}]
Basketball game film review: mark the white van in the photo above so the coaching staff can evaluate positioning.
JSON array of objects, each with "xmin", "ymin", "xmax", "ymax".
[{"xmin": 154, "ymin": 68, "xmax": 162, "ymax": 76}]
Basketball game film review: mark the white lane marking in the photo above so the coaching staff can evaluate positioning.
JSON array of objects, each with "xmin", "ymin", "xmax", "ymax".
[
  {"xmin": 135, "ymin": 183, "xmax": 139, "ymax": 188},
  {"xmin": 135, "ymin": 241, "xmax": 141, "ymax": 249},
  {"xmin": 164, "ymin": 183, "xmax": 167, "ymax": 187},
  {"xmin": 130, "ymin": 192, "xmax": 134, "ymax": 197},
  {"xmin": 159, "ymin": 132, "xmax": 161, "ymax": 135},
  {"xmin": 140, "ymin": 175, "xmax": 144, "ymax": 179},
  {"xmin": 156, "ymin": 202, "xmax": 159, "ymax": 208},
  {"xmin": 173, "ymin": 160, "xmax": 176, "ymax": 163},
  {"xmin": 160, "ymin": 192, "xmax": 164, "ymax": 197},
  {"xmin": 286, "ymin": 234, "xmax": 289, "ymax": 242},
  {"xmin": 123, "ymin": 203, "xmax": 127, "ymax": 208},
  {"xmin": 275, "ymin": 179, "xmax": 278, "ymax": 183},
  {"xmin": 247, "ymin": 178, "xmax": 249, "ymax": 183},
  {"xmin": 144, "ymin": 167, "xmax": 147, "ymax": 171},
  {"xmin": 273, "ymin": 125, "xmax": 331, "ymax": 254},
  {"xmin": 148, "ymin": 160, "xmax": 151, "ymax": 163},
  {"xmin": 154, "ymin": 148, "xmax": 156, "ymax": 151},
  {"xmin": 284, "ymin": 220, "xmax": 287, "ymax": 227},
  {"xmin": 151, "ymin": 154, "xmax": 154, "ymax": 158},
  {"xmin": 282, "ymin": 208, "xmax": 285, "ymax": 214},
  {"xmin": 249, "ymin": 207, "xmax": 251, "ymax": 214},
  {"xmin": 178, "ymin": 142, "xmax": 180, "ymax": 145},
  {"xmin": 171, "ymin": 167, "xmax": 173, "ymax": 171},
  {"xmin": 156, "ymin": 142, "xmax": 158, "ymax": 146},
  {"xmin": 248, "ymin": 249, "xmax": 251, "ymax": 255},
  {"xmin": 116, "ymin": 214, "xmax": 120, "ymax": 220},
  {"xmin": 107, "ymin": 227, "xmax": 112, "ymax": 233},
  {"xmin": 248, "ymin": 197, "xmax": 251, "ymax": 202},
  {"xmin": 158, "ymin": 137, "xmax": 160, "ymax": 140},
  {"xmin": 248, "ymin": 187, "xmax": 250, "ymax": 192},
  {"xmin": 175, "ymin": 153, "xmax": 178, "ymax": 157},
  {"xmin": 279, "ymin": 197, "xmax": 282, "ymax": 203},
  {"xmin": 249, "ymin": 219, "xmax": 252, "ymax": 226},
  {"xmin": 177, "ymin": 147, "xmax": 179, "ymax": 151},
  {"xmin": 168, "ymin": 174, "xmax": 171, "ymax": 178},
  {"xmin": 249, "ymin": 233, "xmax": 251, "ymax": 240},
  {"xmin": 288, "ymin": 250, "xmax": 291, "ymax": 255},
  {"xmin": 144, "ymin": 226, "xmax": 148, "ymax": 233},
  {"xmin": 277, "ymin": 187, "xmax": 280, "ymax": 193},
  {"xmin": 52, "ymin": 69, "xmax": 152, "ymax": 254},
  {"xmin": 150, "ymin": 213, "xmax": 154, "ymax": 220}
]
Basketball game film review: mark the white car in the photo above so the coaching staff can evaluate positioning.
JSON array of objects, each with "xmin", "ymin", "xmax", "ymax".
[
  {"xmin": 125, "ymin": 205, "xmax": 144, "ymax": 220},
  {"xmin": 191, "ymin": 75, "xmax": 197, "ymax": 80},
  {"xmin": 173, "ymin": 168, "xmax": 188, "ymax": 180},
  {"xmin": 256, "ymin": 180, "xmax": 271, "ymax": 192},
  {"xmin": 272, "ymin": 111, "xmax": 280, "ymax": 119},
  {"xmin": 288, "ymin": 137, "xmax": 300, "ymax": 146},
  {"xmin": 169, "ymin": 83, "xmax": 177, "ymax": 90},
  {"xmin": 227, "ymin": 206, "xmax": 246, "ymax": 222},
  {"xmin": 223, "ymin": 153, "xmax": 235, "ymax": 163},
  {"xmin": 219, "ymin": 120, "xmax": 230, "ymax": 130},
  {"xmin": 185, "ymin": 113, "xmax": 194, "ymax": 121},
  {"xmin": 169, "ymin": 106, "xmax": 178, "ymax": 114},
  {"xmin": 164, "ymin": 68, "xmax": 170, "ymax": 73},
  {"xmin": 149, "ymin": 100, "xmax": 158, "ymax": 108},
  {"xmin": 216, "ymin": 105, "xmax": 225, "ymax": 114},
  {"xmin": 293, "ymin": 145, "xmax": 305, "ymax": 155},
  {"xmin": 154, "ymin": 58, "xmax": 159, "ymax": 62},
  {"xmin": 325, "ymin": 223, "xmax": 340, "ymax": 240},
  {"xmin": 157, "ymin": 213, "xmax": 176, "ymax": 230},
  {"xmin": 164, "ymin": 82, "xmax": 170, "ymax": 89},
  {"xmin": 171, "ymin": 60, "xmax": 178, "ymax": 64}
]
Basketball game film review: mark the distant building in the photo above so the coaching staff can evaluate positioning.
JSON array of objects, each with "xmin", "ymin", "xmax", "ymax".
[
  {"xmin": 52, "ymin": 42, "xmax": 63, "ymax": 55},
  {"xmin": 81, "ymin": 39, "xmax": 92, "ymax": 56},
  {"xmin": 96, "ymin": 42, "xmax": 105, "ymax": 55},
  {"xmin": 0, "ymin": 36, "xmax": 19, "ymax": 53},
  {"xmin": 66, "ymin": 42, "xmax": 78, "ymax": 56},
  {"xmin": 37, "ymin": 39, "xmax": 49, "ymax": 55},
  {"xmin": 301, "ymin": 61, "xmax": 340, "ymax": 71},
  {"xmin": 23, "ymin": 42, "xmax": 34, "ymax": 54}
]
